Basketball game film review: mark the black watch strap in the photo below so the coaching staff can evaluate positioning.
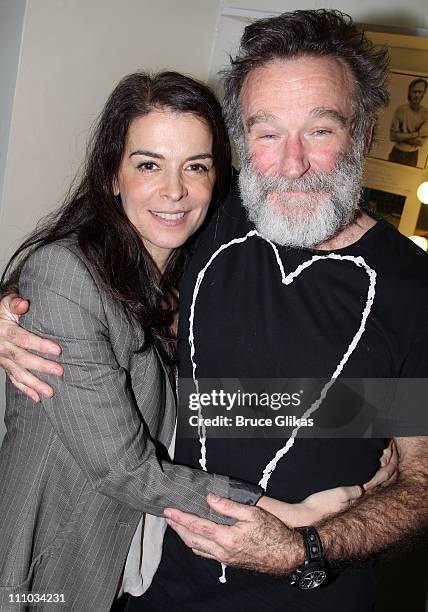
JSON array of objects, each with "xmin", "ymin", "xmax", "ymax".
[
  {"xmin": 297, "ymin": 527, "xmax": 324, "ymax": 564},
  {"xmin": 290, "ymin": 526, "xmax": 328, "ymax": 590}
]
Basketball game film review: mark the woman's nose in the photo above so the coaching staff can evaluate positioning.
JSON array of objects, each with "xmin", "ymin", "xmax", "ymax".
[{"xmin": 159, "ymin": 172, "xmax": 188, "ymax": 201}]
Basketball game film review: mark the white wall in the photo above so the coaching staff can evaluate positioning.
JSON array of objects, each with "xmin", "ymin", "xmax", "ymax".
[
  {"xmin": 0, "ymin": 0, "xmax": 221, "ymax": 441},
  {"xmin": 0, "ymin": 0, "xmax": 220, "ymax": 270},
  {"xmin": 0, "ymin": 0, "xmax": 27, "ymax": 443},
  {"xmin": 220, "ymin": 0, "xmax": 428, "ymax": 29},
  {"xmin": 0, "ymin": 0, "xmax": 26, "ymax": 218},
  {"xmin": 209, "ymin": 1, "xmax": 428, "ymax": 91}
]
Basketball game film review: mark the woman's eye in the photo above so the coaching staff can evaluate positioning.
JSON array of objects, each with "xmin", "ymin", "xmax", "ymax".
[
  {"xmin": 137, "ymin": 161, "xmax": 158, "ymax": 172},
  {"xmin": 259, "ymin": 134, "xmax": 277, "ymax": 140},
  {"xmin": 186, "ymin": 163, "xmax": 209, "ymax": 173}
]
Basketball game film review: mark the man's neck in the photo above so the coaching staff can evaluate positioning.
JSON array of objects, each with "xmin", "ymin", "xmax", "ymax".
[{"xmin": 314, "ymin": 210, "xmax": 377, "ymax": 251}]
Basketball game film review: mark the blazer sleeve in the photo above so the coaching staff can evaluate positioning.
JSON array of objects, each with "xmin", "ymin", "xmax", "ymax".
[{"xmin": 19, "ymin": 243, "xmax": 260, "ymax": 523}]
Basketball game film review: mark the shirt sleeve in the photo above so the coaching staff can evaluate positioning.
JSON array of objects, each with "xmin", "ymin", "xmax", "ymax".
[{"xmin": 19, "ymin": 243, "xmax": 261, "ymax": 524}]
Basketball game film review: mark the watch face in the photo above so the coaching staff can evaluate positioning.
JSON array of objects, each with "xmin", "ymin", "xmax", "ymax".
[{"xmin": 299, "ymin": 570, "xmax": 327, "ymax": 590}]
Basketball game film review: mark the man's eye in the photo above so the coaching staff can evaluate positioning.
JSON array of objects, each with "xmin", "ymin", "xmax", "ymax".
[
  {"xmin": 259, "ymin": 134, "xmax": 277, "ymax": 140},
  {"xmin": 313, "ymin": 129, "xmax": 332, "ymax": 136},
  {"xmin": 137, "ymin": 162, "xmax": 158, "ymax": 171},
  {"xmin": 186, "ymin": 163, "xmax": 209, "ymax": 173}
]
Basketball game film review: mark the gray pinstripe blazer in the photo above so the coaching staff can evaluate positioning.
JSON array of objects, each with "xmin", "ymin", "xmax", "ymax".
[{"xmin": 0, "ymin": 239, "xmax": 245, "ymax": 611}]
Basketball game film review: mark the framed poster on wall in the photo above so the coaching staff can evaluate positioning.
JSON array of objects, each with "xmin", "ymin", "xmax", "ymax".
[
  {"xmin": 368, "ymin": 70, "xmax": 428, "ymax": 170},
  {"xmin": 362, "ymin": 30, "xmax": 428, "ymax": 236}
]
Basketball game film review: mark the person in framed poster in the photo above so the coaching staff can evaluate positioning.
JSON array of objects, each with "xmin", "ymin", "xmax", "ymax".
[{"xmin": 388, "ymin": 78, "xmax": 428, "ymax": 167}]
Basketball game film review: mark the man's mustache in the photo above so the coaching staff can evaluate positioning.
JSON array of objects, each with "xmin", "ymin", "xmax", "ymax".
[
  {"xmin": 242, "ymin": 149, "xmax": 360, "ymax": 196},
  {"xmin": 248, "ymin": 169, "xmax": 337, "ymax": 195}
]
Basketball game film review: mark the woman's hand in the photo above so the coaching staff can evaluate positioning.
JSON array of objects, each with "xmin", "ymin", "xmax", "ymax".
[
  {"xmin": 257, "ymin": 439, "xmax": 399, "ymax": 527},
  {"xmin": 0, "ymin": 293, "xmax": 63, "ymax": 401},
  {"xmin": 363, "ymin": 439, "xmax": 398, "ymax": 491},
  {"xmin": 257, "ymin": 485, "xmax": 362, "ymax": 528},
  {"xmin": 292, "ymin": 485, "xmax": 364, "ymax": 526}
]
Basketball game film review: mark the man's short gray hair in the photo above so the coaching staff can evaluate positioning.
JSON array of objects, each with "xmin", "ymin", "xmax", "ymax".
[{"xmin": 222, "ymin": 9, "xmax": 389, "ymax": 149}]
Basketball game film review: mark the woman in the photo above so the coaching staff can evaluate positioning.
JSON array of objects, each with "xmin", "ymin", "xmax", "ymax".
[{"xmin": 0, "ymin": 72, "xmax": 394, "ymax": 611}]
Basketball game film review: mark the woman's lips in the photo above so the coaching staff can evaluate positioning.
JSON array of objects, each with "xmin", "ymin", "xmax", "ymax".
[{"xmin": 150, "ymin": 210, "xmax": 188, "ymax": 226}]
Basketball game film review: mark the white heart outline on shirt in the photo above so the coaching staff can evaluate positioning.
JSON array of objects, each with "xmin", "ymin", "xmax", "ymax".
[{"xmin": 188, "ymin": 229, "xmax": 376, "ymax": 582}]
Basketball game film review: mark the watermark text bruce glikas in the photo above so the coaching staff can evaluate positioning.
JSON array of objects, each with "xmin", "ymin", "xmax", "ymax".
[
  {"xmin": 177, "ymin": 378, "xmax": 428, "ymax": 438},
  {"xmin": 188, "ymin": 414, "xmax": 314, "ymax": 428},
  {"xmin": 187, "ymin": 389, "xmax": 314, "ymax": 431}
]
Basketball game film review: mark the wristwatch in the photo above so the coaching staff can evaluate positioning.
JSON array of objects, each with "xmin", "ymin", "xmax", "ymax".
[{"xmin": 289, "ymin": 527, "xmax": 328, "ymax": 590}]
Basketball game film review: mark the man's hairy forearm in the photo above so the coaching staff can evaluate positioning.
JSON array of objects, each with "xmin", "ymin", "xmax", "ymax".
[{"xmin": 317, "ymin": 438, "xmax": 428, "ymax": 564}]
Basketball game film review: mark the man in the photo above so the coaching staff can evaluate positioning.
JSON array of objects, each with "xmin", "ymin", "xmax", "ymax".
[
  {"xmin": 0, "ymin": 10, "xmax": 426, "ymax": 612},
  {"xmin": 388, "ymin": 78, "xmax": 428, "ymax": 167}
]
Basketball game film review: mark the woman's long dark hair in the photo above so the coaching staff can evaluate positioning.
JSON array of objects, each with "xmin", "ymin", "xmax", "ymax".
[{"xmin": 1, "ymin": 71, "xmax": 232, "ymax": 363}]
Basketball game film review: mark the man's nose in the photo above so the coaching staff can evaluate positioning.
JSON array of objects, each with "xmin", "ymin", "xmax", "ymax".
[
  {"xmin": 159, "ymin": 171, "xmax": 188, "ymax": 202},
  {"xmin": 277, "ymin": 136, "xmax": 310, "ymax": 179}
]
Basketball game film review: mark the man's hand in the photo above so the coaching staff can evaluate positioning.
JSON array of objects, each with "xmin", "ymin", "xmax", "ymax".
[
  {"xmin": 0, "ymin": 293, "xmax": 63, "ymax": 401},
  {"xmin": 165, "ymin": 493, "xmax": 304, "ymax": 575}
]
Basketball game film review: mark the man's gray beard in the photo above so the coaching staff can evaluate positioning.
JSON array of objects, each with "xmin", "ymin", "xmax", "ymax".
[{"xmin": 238, "ymin": 143, "xmax": 365, "ymax": 249}]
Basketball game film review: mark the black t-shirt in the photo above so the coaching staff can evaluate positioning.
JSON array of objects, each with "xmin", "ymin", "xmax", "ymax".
[{"xmin": 143, "ymin": 177, "xmax": 428, "ymax": 611}]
